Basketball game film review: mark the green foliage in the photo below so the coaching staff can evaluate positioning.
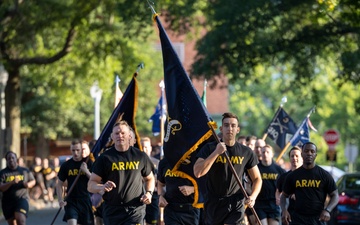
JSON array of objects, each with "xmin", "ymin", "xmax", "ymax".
[
  {"xmin": 229, "ymin": 58, "xmax": 360, "ymax": 170},
  {"xmin": 154, "ymin": 0, "xmax": 360, "ymax": 170},
  {"xmin": 20, "ymin": 24, "xmax": 163, "ymax": 142},
  {"xmin": 190, "ymin": 0, "xmax": 360, "ymax": 88},
  {"xmin": 0, "ymin": 0, "xmax": 164, "ymax": 144}
]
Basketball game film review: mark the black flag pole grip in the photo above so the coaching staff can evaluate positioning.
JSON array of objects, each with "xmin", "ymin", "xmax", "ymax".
[{"xmin": 209, "ymin": 125, "xmax": 262, "ymax": 225}]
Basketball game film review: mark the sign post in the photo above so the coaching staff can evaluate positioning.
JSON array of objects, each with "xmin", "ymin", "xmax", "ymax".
[
  {"xmin": 345, "ymin": 143, "xmax": 358, "ymax": 172},
  {"xmin": 323, "ymin": 129, "xmax": 340, "ymax": 162}
]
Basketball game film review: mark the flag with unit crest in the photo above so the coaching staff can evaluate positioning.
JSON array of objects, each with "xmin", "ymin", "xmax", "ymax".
[
  {"xmin": 264, "ymin": 107, "xmax": 298, "ymax": 149},
  {"xmin": 153, "ymin": 12, "xmax": 216, "ymax": 208}
]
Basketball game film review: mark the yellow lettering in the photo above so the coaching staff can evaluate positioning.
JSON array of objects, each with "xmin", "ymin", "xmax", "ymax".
[
  {"xmin": 164, "ymin": 169, "xmax": 179, "ymax": 177},
  {"xmin": 119, "ymin": 162, "xmax": 125, "ymax": 170},
  {"xmin": 261, "ymin": 173, "xmax": 280, "ymax": 180},
  {"xmin": 231, "ymin": 156, "xmax": 239, "ymax": 164},
  {"xmin": 5, "ymin": 175, "xmax": 24, "ymax": 182},
  {"xmin": 216, "ymin": 156, "xmax": 226, "ymax": 164},
  {"xmin": 302, "ymin": 179, "xmax": 307, "ymax": 187},
  {"xmin": 112, "ymin": 162, "xmax": 119, "ymax": 171},
  {"xmin": 216, "ymin": 155, "xmax": 245, "ymax": 164},
  {"xmin": 295, "ymin": 179, "xmax": 322, "ymax": 188},
  {"xmin": 230, "ymin": 156, "xmax": 245, "ymax": 165},
  {"xmin": 239, "ymin": 156, "xmax": 244, "ymax": 164},
  {"xmin": 112, "ymin": 161, "xmax": 141, "ymax": 171},
  {"xmin": 165, "ymin": 169, "xmax": 172, "ymax": 177},
  {"xmin": 68, "ymin": 169, "xmax": 79, "ymax": 176},
  {"xmin": 126, "ymin": 161, "xmax": 137, "ymax": 170},
  {"xmin": 308, "ymin": 180, "xmax": 315, "ymax": 187}
]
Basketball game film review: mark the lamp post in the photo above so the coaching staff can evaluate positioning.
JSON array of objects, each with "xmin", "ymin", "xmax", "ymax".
[
  {"xmin": 0, "ymin": 64, "xmax": 9, "ymax": 169},
  {"xmin": 90, "ymin": 81, "xmax": 102, "ymax": 140}
]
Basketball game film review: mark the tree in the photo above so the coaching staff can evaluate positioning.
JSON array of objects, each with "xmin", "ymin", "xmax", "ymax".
[
  {"xmin": 228, "ymin": 59, "xmax": 360, "ymax": 169},
  {"xmin": 0, "ymin": 0, "xmax": 164, "ymax": 156},
  {"xmin": 191, "ymin": 0, "xmax": 360, "ymax": 90}
]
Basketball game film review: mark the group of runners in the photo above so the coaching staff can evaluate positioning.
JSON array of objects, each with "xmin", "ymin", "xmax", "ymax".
[{"xmin": 0, "ymin": 112, "xmax": 339, "ymax": 225}]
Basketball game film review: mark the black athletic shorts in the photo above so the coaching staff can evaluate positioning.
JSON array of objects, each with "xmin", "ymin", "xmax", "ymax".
[
  {"xmin": 164, "ymin": 203, "xmax": 200, "ymax": 225},
  {"xmin": 204, "ymin": 195, "xmax": 246, "ymax": 225},
  {"xmin": 63, "ymin": 197, "xmax": 94, "ymax": 225},
  {"xmin": 245, "ymin": 206, "xmax": 253, "ymax": 216},
  {"xmin": 290, "ymin": 212, "xmax": 326, "ymax": 225},
  {"xmin": 145, "ymin": 193, "xmax": 159, "ymax": 224},
  {"xmin": 255, "ymin": 207, "xmax": 280, "ymax": 221},
  {"xmin": 94, "ymin": 203, "xmax": 104, "ymax": 218},
  {"xmin": 2, "ymin": 198, "xmax": 29, "ymax": 220},
  {"xmin": 103, "ymin": 202, "xmax": 146, "ymax": 225}
]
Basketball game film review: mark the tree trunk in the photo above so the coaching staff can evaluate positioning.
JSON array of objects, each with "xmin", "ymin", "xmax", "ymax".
[
  {"xmin": 6, "ymin": 67, "xmax": 21, "ymax": 156},
  {"xmin": 35, "ymin": 132, "xmax": 49, "ymax": 158}
]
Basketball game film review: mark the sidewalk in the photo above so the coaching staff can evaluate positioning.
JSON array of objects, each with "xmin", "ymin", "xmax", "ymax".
[{"xmin": 0, "ymin": 199, "xmax": 54, "ymax": 222}]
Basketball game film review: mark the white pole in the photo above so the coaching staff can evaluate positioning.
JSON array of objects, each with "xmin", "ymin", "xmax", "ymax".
[{"xmin": 90, "ymin": 82, "xmax": 103, "ymax": 140}]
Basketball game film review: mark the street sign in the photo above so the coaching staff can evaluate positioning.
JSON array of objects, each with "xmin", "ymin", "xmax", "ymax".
[
  {"xmin": 326, "ymin": 149, "xmax": 337, "ymax": 162},
  {"xmin": 323, "ymin": 129, "xmax": 340, "ymax": 148},
  {"xmin": 345, "ymin": 143, "xmax": 359, "ymax": 164}
]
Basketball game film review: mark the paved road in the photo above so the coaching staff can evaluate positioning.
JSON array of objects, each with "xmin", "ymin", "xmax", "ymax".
[
  {"xmin": 26, "ymin": 206, "xmax": 65, "ymax": 225},
  {"xmin": 0, "ymin": 200, "xmax": 65, "ymax": 225}
]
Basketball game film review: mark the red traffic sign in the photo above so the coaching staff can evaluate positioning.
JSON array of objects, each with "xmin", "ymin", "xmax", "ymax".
[{"xmin": 323, "ymin": 129, "xmax": 340, "ymax": 147}]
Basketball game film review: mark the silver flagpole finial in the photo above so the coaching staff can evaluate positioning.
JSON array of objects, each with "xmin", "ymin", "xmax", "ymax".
[
  {"xmin": 159, "ymin": 80, "xmax": 165, "ymax": 89},
  {"xmin": 115, "ymin": 75, "xmax": 121, "ymax": 83},
  {"xmin": 136, "ymin": 62, "xmax": 145, "ymax": 73},
  {"xmin": 147, "ymin": 0, "xmax": 156, "ymax": 14}
]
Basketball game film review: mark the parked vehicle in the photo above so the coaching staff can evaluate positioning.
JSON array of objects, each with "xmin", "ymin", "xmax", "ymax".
[
  {"xmin": 319, "ymin": 165, "xmax": 345, "ymax": 182},
  {"xmin": 330, "ymin": 172, "xmax": 360, "ymax": 225},
  {"xmin": 58, "ymin": 155, "xmax": 72, "ymax": 165}
]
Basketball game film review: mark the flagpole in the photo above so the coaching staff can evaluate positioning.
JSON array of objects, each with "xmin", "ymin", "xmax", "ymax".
[
  {"xmin": 275, "ymin": 106, "xmax": 316, "ymax": 163},
  {"xmin": 114, "ymin": 75, "xmax": 122, "ymax": 108},
  {"xmin": 275, "ymin": 142, "xmax": 291, "ymax": 163},
  {"xmin": 147, "ymin": 0, "xmax": 164, "ymax": 160},
  {"xmin": 201, "ymin": 79, "xmax": 207, "ymax": 107},
  {"xmin": 159, "ymin": 80, "xmax": 165, "ymax": 159},
  {"xmin": 158, "ymin": 80, "xmax": 165, "ymax": 224},
  {"xmin": 262, "ymin": 96, "xmax": 287, "ymax": 140},
  {"xmin": 209, "ymin": 125, "xmax": 262, "ymax": 225}
]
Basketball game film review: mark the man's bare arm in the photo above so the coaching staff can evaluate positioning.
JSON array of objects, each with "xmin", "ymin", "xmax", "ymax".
[
  {"xmin": 245, "ymin": 165, "xmax": 262, "ymax": 207},
  {"xmin": 194, "ymin": 143, "xmax": 226, "ymax": 178}
]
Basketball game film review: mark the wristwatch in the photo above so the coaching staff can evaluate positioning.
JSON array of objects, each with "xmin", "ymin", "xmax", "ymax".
[
  {"xmin": 324, "ymin": 208, "xmax": 331, "ymax": 213},
  {"xmin": 146, "ymin": 190, "xmax": 153, "ymax": 196}
]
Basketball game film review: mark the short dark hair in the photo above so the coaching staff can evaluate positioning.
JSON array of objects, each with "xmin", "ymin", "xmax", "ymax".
[
  {"xmin": 246, "ymin": 135, "xmax": 257, "ymax": 142},
  {"xmin": 302, "ymin": 142, "xmax": 317, "ymax": 152},
  {"xmin": 237, "ymin": 135, "xmax": 246, "ymax": 141},
  {"xmin": 5, "ymin": 151, "xmax": 17, "ymax": 159},
  {"xmin": 288, "ymin": 146, "xmax": 302, "ymax": 157},
  {"xmin": 71, "ymin": 139, "xmax": 82, "ymax": 146},
  {"xmin": 222, "ymin": 112, "xmax": 239, "ymax": 124}
]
